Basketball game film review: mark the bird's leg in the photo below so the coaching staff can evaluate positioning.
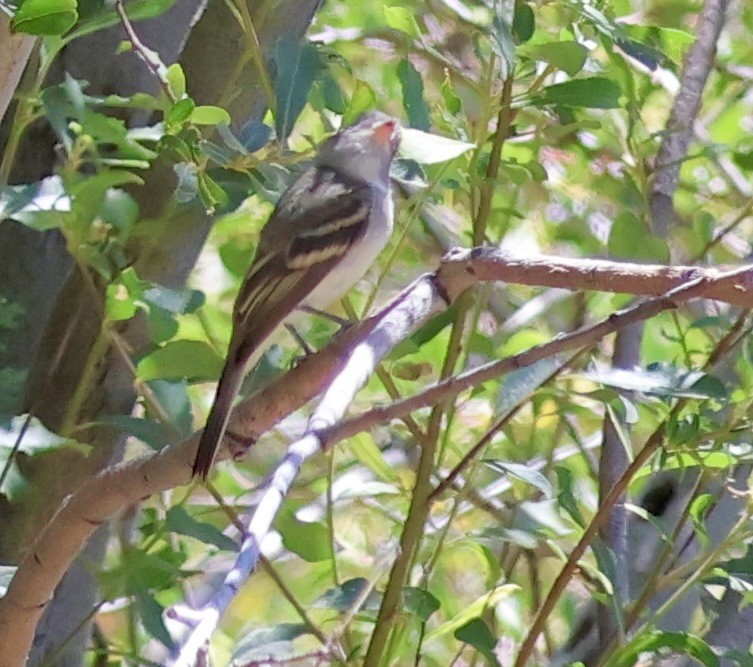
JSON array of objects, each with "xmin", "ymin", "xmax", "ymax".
[
  {"xmin": 286, "ymin": 308, "xmax": 355, "ymax": 368},
  {"xmin": 285, "ymin": 323, "xmax": 315, "ymax": 357},
  {"xmin": 298, "ymin": 304, "xmax": 353, "ymax": 329}
]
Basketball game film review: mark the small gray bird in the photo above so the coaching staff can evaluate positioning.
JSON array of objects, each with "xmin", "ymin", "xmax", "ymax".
[{"xmin": 192, "ymin": 112, "xmax": 401, "ymax": 479}]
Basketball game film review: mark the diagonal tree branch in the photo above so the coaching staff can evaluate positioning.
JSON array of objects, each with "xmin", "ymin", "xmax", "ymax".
[{"xmin": 1, "ymin": 249, "xmax": 752, "ymax": 664}]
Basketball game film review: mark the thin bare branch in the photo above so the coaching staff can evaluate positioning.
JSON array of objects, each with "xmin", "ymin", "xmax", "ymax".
[{"xmin": 650, "ymin": 0, "xmax": 731, "ymax": 234}]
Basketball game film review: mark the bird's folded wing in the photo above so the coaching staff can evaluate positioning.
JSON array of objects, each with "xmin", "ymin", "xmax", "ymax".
[{"xmin": 230, "ymin": 168, "xmax": 373, "ymax": 360}]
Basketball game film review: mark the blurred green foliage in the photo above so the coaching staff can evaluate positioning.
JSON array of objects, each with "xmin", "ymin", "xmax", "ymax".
[{"xmin": 3, "ymin": 0, "xmax": 753, "ymax": 664}]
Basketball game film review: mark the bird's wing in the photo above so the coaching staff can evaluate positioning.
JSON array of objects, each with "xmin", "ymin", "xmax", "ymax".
[{"xmin": 230, "ymin": 167, "xmax": 373, "ymax": 362}]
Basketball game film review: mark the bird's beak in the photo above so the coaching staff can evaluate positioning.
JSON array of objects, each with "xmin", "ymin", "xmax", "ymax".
[{"xmin": 372, "ymin": 120, "xmax": 400, "ymax": 152}]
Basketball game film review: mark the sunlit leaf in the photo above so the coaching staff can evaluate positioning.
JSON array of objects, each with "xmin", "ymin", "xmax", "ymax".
[
  {"xmin": 165, "ymin": 63, "xmax": 186, "ymax": 99},
  {"xmin": 485, "ymin": 460, "xmax": 553, "ymax": 498},
  {"xmin": 137, "ymin": 340, "xmax": 223, "ymax": 382},
  {"xmin": 190, "ymin": 105, "xmax": 231, "ymax": 126},
  {"xmin": 277, "ymin": 512, "xmax": 331, "ymax": 563},
  {"xmin": 399, "ymin": 127, "xmax": 474, "ymax": 164},
  {"xmin": 343, "ymin": 80, "xmax": 377, "ymax": 125},
  {"xmin": 11, "ymin": 0, "xmax": 77, "ymax": 35},
  {"xmin": 345, "ymin": 433, "xmax": 399, "ymax": 483},
  {"xmin": 384, "ymin": 5, "xmax": 420, "ymax": 36},
  {"xmin": 611, "ymin": 631, "xmax": 719, "ymax": 667},
  {"xmin": 581, "ymin": 364, "xmax": 727, "ymax": 400},
  {"xmin": 689, "ymin": 494, "xmax": 714, "ymax": 548},
  {"xmin": 425, "ymin": 585, "xmax": 518, "ymax": 641}
]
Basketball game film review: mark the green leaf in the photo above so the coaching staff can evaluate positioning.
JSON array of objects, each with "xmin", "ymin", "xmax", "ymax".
[
  {"xmin": 555, "ymin": 467, "xmax": 586, "ymax": 527},
  {"xmin": 190, "ymin": 105, "xmax": 231, "ymax": 126},
  {"xmin": 11, "ymin": 0, "xmax": 77, "ymax": 35},
  {"xmin": 524, "ymin": 41, "xmax": 588, "ymax": 77},
  {"xmin": 633, "ymin": 451, "xmax": 738, "ymax": 484},
  {"xmin": 485, "ymin": 461, "xmax": 553, "ymax": 498},
  {"xmin": 99, "ymin": 415, "xmax": 173, "ymax": 450},
  {"xmin": 343, "ymin": 80, "xmax": 377, "ymax": 126},
  {"xmin": 277, "ymin": 512, "xmax": 331, "ymax": 563},
  {"xmin": 345, "ymin": 433, "xmax": 398, "ymax": 483},
  {"xmin": 455, "ymin": 618, "xmax": 500, "ymax": 665},
  {"xmin": 689, "ymin": 493, "xmax": 714, "ymax": 548},
  {"xmin": 490, "ymin": 2, "xmax": 515, "ymax": 79},
  {"xmin": 608, "ymin": 212, "xmax": 669, "ymax": 262},
  {"xmin": 581, "ymin": 364, "xmax": 727, "ymax": 400},
  {"xmin": 233, "ymin": 624, "xmax": 310, "ymax": 662},
  {"xmin": 165, "ymin": 63, "xmax": 186, "ymax": 99},
  {"xmin": 403, "ymin": 587, "xmax": 440, "ymax": 622},
  {"xmin": 399, "ymin": 128, "xmax": 474, "ymax": 164},
  {"xmin": 274, "ymin": 37, "xmax": 320, "ymax": 141},
  {"xmin": 166, "ymin": 507, "xmax": 237, "ymax": 551},
  {"xmin": 99, "ymin": 545, "xmax": 184, "ymax": 598},
  {"xmin": 476, "ymin": 526, "xmax": 538, "ymax": 550},
  {"xmin": 148, "ymin": 306, "xmax": 178, "ymax": 344},
  {"xmin": 173, "ymin": 162, "xmax": 198, "ymax": 203},
  {"xmin": 137, "ymin": 593, "xmax": 174, "ymax": 649},
  {"xmin": 147, "ymin": 380, "xmax": 194, "ymax": 435},
  {"xmin": 321, "ymin": 73, "xmax": 347, "ymax": 114},
  {"xmin": 166, "ymin": 97, "xmax": 195, "ymax": 127},
  {"xmin": 535, "ymin": 77, "xmax": 622, "ymax": 109},
  {"xmin": 425, "ymin": 585, "xmax": 518, "ymax": 642},
  {"xmin": 142, "ymin": 285, "xmax": 204, "ymax": 315},
  {"xmin": 239, "ymin": 120, "xmax": 273, "ymax": 152},
  {"xmin": 137, "ymin": 340, "xmax": 223, "ymax": 382},
  {"xmin": 496, "ymin": 356, "xmax": 563, "ymax": 415},
  {"xmin": 315, "ymin": 578, "xmax": 381, "ymax": 611},
  {"xmin": 384, "ymin": 5, "xmax": 420, "ymax": 37},
  {"xmin": 0, "ymin": 177, "xmax": 71, "ymax": 231},
  {"xmin": 64, "ymin": 0, "xmax": 175, "ymax": 43},
  {"xmin": 611, "ymin": 630, "xmax": 719, "ymax": 667},
  {"xmin": 512, "ymin": 1, "xmax": 534, "ymax": 42},
  {"xmin": 197, "ymin": 172, "xmax": 228, "ymax": 211},
  {"xmin": 100, "ymin": 189, "xmax": 139, "ymax": 235},
  {"xmin": 213, "ymin": 124, "xmax": 247, "ymax": 156},
  {"xmin": 441, "ymin": 72, "xmax": 462, "ymax": 114},
  {"xmin": 397, "ymin": 58, "xmax": 430, "ymax": 131}
]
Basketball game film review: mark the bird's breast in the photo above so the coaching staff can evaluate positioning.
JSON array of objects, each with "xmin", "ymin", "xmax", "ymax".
[{"xmin": 304, "ymin": 188, "xmax": 393, "ymax": 310}]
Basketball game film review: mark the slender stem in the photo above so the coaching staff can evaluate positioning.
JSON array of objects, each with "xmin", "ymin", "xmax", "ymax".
[
  {"xmin": 231, "ymin": 0, "xmax": 276, "ymax": 112},
  {"xmin": 362, "ymin": 413, "xmax": 442, "ymax": 666},
  {"xmin": 514, "ymin": 405, "xmax": 685, "ymax": 666},
  {"xmin": 473, "ymin": 75, "xmax": 514, "ymax": 244},
  {"xmin": 114, "ymin": 0, "xmax": 176, "ymax": 103}
]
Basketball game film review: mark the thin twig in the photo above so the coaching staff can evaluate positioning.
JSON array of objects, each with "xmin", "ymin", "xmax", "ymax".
[{"xmin": 114, "ymin": 0, "xmax": 177, "ymax": 103}]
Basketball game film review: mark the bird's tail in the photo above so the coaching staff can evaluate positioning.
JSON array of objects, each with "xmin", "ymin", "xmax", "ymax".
[{"xmin": 192, "ymin": 359, "xmax": 246, "ymax": 480}]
